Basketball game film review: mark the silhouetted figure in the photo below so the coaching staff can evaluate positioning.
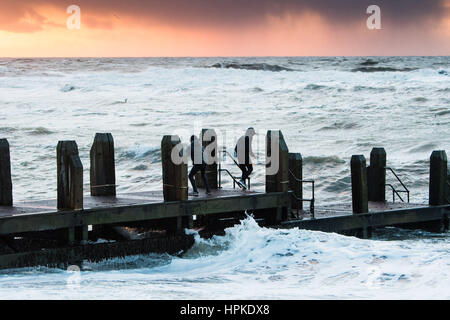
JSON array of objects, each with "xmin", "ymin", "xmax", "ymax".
[
  {"xmin": 188, "ymin": 135, "xmax": 211, "ymax": 196},
  {"xmin": 235, "ymin": 127, "xmax": 256, "ymax": 189}
]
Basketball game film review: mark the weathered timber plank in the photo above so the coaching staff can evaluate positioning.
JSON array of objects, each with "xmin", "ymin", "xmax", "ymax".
[
  {"xmin": 161, "ymin": 135, "xmax": 188, "ymax": 201},
  {"xmin": 0, "ymin": 234, "xmax": 195, "ymax": 270},
  {"xmin": 266, "ymin": 130, "xmax": 289, "ymax": 193},
  {"xmin": 367, "ymin": 147, "xmax": 386, "ymax": 202},
  {"xmin": 57, "ymin": 141, "xmax": 83, "ymax": 210},
  {"xmin": 90, "ymin": 133, "xmax": 116, "ymax": 196},
  {"xmin": 0, "ymin": 192, "xmax": 290, "ymax": 235},
  {"xmin": 351, "ymin": 155, "xmax": 368, "ymax": 214},
  {"xmin": 280, "ymin": 205, "xmax": 449, "ymax": 232},
  {"xmin": 0, "ymin": 139, "xmax": 12, "ymax": 206}
]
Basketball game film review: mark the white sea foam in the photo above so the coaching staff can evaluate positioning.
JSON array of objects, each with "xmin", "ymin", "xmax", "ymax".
[
  {"xmin": 1, "ymin": 59, "xmax": 448, "ymax": 203},
  {"xmin": 0, "ymin": 57, "xmax": 449, "ymax": 298},
  {"xmin": 0, "ymin": 217, "xmax": 448, "ymax": 299}
]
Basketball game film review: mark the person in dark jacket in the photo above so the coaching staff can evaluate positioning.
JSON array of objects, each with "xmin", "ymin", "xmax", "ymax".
[
  {"xmin": 235, "ymin": 127, "xmax": 256, "ymax": 189},
  {"xmin": 188, "ymin": 135, "xmax": 211, "ymax": 196}
]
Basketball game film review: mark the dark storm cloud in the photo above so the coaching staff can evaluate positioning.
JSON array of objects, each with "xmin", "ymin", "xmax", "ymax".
[
  {"xmin": 0, "ymin": 0, "xmax": 448, "ymax": 32},
  {"xmin": 69, "ymin": 0, "xmax": 448, "ymax": 26}
]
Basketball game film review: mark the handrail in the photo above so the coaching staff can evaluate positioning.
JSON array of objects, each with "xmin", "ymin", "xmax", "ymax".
[
  {"xmin": 220, "ymin": 149, "xmax": 241, "ymax": 167},
  {"xmin": 218, "ymin": 148, "xmax": 250, "ymax": 190},
  {"xmin": 385, "ymin": 184, "xmax": 406, "ymax": 203},
  {"xmin": 385, "ymin": 167, "xmax": 410, "ymax": 203},
  {"xmin": 219, "ymin": 168, "xmax": 248, "ymax": 189},
  {"xmin": 289, "ymin": 169, "xmax": 315, "ymax": 218}
]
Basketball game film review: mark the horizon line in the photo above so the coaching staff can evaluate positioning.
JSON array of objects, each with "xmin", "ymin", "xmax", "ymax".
[{"xmin": 1, "ymin": 55, "xmax": 449, "ymax": 59}]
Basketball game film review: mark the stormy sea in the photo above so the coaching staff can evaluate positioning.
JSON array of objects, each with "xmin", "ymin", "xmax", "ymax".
[{"xmin": 0, "ymin": 56, "xmax": 448, "ymax": 299}]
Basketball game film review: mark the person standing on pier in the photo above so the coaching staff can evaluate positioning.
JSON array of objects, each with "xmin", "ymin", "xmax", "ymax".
[
  {"xmin": 188, "ymin": 135, "xmax": 211, "ymax": 196},
  {"xmin": 235, "ymin": 127, "xmax": 256, "ymax": 189}
]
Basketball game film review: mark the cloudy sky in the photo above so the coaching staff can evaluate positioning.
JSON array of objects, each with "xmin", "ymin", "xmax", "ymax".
[{"xmin": 0, "ymin": 0, "xmax": 449, "ymax": 57}]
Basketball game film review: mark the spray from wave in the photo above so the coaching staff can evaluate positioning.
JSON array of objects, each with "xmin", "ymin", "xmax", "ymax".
[{"xmin": 0, "ymin": 217, "xmax": 448, "ymax": 299}]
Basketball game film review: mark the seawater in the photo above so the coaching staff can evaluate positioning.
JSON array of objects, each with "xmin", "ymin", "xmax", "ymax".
[{"xmin": 0, "ymin": 57, "xmax": 448, "ymax": 299}]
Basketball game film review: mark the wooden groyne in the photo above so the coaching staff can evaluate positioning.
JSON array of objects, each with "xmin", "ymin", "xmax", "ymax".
[{"xmin": 0, "ymin": 131, "xmax": 448, "ymax": 270}]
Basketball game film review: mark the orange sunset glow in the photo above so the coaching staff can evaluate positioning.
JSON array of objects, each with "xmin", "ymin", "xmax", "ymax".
[{"xmin": 0, "ymin": 0, "xmax": 449, "ymax": 57}]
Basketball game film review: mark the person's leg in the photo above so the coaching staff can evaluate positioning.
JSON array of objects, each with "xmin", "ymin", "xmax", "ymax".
[
  {"xmin": 238, "ymin": 164, "xmax": 247, "ymax": 180},
  {"xmin": 246, "ymin": 164, "xmax": 253, "ymax": 179},
  {"xmin": 189, "ymin": 165, "xmax": 200, "ymax": 193},
  {"xmin": 200, "ymin": 165, "xmax": 211, "ymax": 194},
  {"xmin": 238, "ymin": 164, "xmax": 248, "ymax": 189},
  {"xmin": 242, "ymin": 164, "xmax": 253, "ymax": 180}
]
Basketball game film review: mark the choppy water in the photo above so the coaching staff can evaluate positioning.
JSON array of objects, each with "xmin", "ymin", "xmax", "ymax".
[
  {"xmin": 0, "ymin": 57, "xmax": 449, "ymax": 299},
  {"xmin": 0, "ymin": 217, "xmax": 448, "ymax": 299}
]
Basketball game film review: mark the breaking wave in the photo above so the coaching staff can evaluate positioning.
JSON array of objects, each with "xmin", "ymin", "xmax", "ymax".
[
  {"xmin": 60, "ymin": 84, "xmax": 78, "ymax": 92},
  {"xmin": 358, "ymin": 59, "xmax": 379, "ymax": 66},
  {"xmin": 119, "ymin": 145, "xmax": 160, "ymax": 162},
  {"xmin": 0, "ymin": 217, "xmax": 448, "ymax": 299},
  {"xmin": 318, "ymin": 121, "xmax": 360, "ymax": 131},
  {"xmin": 209, "ymin": 62, "xmax": 293, "ymax": 72},
  {"xmin": 27, "ymin": 127, "xmax": 54, "ymax": 136},
  {"xmin": 0, "ymin": 127, "xmax": 17, "ymax": 133},
  {"xmin": 304, "ymin": 83, "xmax": 330, "ymax": 90},
  {"xmin": 435, "ymin": 110, "xmax": 450, "ymax": 116},
  {"xmin": 353, "ymin": 85, "xmax": 396, "ymax": 92},
  {"xmin": 351, "ymin": 67, "xmax": 417, "ymax": 73},
  {"xmin": 303, "ymin": 155, "xmax": 346, "ymax": 165}
]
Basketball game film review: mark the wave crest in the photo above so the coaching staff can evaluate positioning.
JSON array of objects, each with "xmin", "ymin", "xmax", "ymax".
[
  {"xmin": 303, "ymin": 155, "xmax": 346, "ymax": 165},
  {"xmin": 119, "ymin": 145, "xmax": 160, "ymax": 162},
  {"xmin": 27, "ymin": 127, "xmax": 54, "ymax": 135},
  {"xmin": 210, "ymin": 62, "xmax": 293, "ymax": 72},
  {"xmin": 351, "ymin": 67, "xmax": 416, "ymax": 73}
]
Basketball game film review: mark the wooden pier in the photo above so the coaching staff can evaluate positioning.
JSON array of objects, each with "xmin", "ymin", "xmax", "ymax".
[{"xmin": 0, "ymin": 132, "xmax": 448, "ymax": 270}]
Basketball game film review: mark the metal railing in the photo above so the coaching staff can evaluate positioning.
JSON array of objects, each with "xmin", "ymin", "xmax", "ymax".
[
  {"xmin": 289, "ymin": 169, "xmax": 315, "ymax": 218},
  {"xmin": 385, "ymin": 167, "xmax": 410, "ymax": 203},
  {"xmin": 218, "ymin": 148, "xmax": 250, "ymax": 190}
]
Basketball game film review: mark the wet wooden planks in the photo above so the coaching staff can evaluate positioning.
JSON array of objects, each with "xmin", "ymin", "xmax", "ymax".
[
  {"xmin": 0, "ymin": 188, "xmax": 287, "ymax": 236},
  {"xmin": 283, "ymin": 202, "xmax": 450, "ymax": 233}
]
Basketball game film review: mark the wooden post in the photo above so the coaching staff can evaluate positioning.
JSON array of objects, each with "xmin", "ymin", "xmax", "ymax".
[
  {"xmin": 196, "ymin": 128, "xmax": 218, "ymax": 189},
  {"xmin": 288, "ymin": 153, "xmax": 302, "ymax": 211},
  {"xmin": 447, "ymin": 168, "xmax": 450, "ymax": 205},
  {"xmin": 367, "ymin": 147, "xmax": 386, "ymax": 202},
  {"xmin": 161, "ymin": 135, "xmax": 188, "ymax": 201},
  {"xmin": 90, "ymin": 133, "xmax": 116, "ymax": 196},
  {"xmin": 67, "ymin": 227, "xmax": 75, "ymax": 246},
  {"xmin": 266, "ymin": 130, "xmax": 289, "ymax": 193},
  {"xmin": 266, "ymin": 130, "xmax": 289, "ymax": 223},
  {"xmin": 57, "ymin": 141, "xmax": 83, "ymax": 210},
  {"xmin": 351, "ymin": 155, "xmax": 368, "ymax": 214},
  {"xmin": 0, "ymin": 139, "xmax": 12, "ymax": 206},
  {"xmin": 77, "ymin": 225, "xmax": 89, "ymax": 245},
  {"xmin": 429, "ymin": 150, "xmax": 447, "ymax": 206},
  {"xmin": 161, "ymin": 135, "xmax": 189, "ymax": 234}
]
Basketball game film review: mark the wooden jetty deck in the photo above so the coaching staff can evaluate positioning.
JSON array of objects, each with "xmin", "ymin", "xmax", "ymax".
[
  {"xmin": 0, "ymin": 187, "xmax": 447, "ymax": 270},
  {"xmin": 284, "ymin": 201, "xmax": 449, "ymax": 237},
  {"xmin": 0, "ymin": 188, "xmax": 289, "ymax": 236},
  {"xmin": 1, "ymin": 190, "xmax": 447, "ymax": 236},
  {"xmin": 0, "ymin": 131, "xmax": 448, "ymax": 270}
]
